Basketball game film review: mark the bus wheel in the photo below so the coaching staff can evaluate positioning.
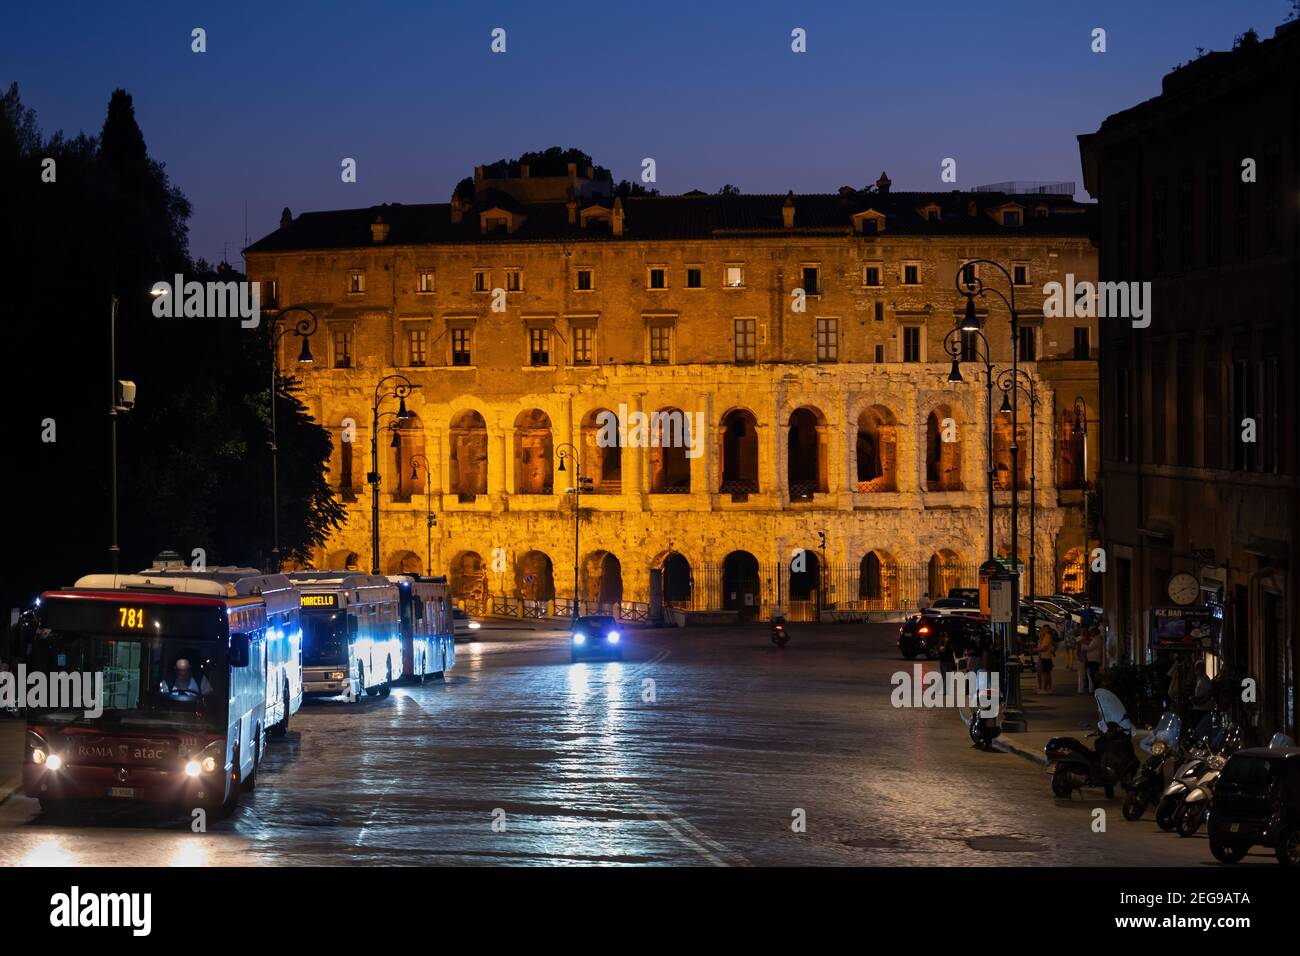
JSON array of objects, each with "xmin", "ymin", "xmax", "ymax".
[
  {"xmin": 357, "ymin": 663, "xmax": 373, "ymax": 701},
  {"xmin": 217, "ymin": 752, "xmax": 240, "ymax": 819},
  {"xmin": 271, "ymin": 682, "xmax": 290, "ymax": 738},
  {"xmin": 378, "ymin": 659, "xmax": 392, "ymax": 698},
  {"xmin": 242, "ymin": 730, "xmax": 260, "ymax": 792}
]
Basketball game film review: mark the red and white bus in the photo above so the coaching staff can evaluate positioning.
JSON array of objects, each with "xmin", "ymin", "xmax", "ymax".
[
  {"xmin": 139, "ymin": 567, "xmax": 303, "ymax": 737},
  {"xmin": 23, "ymin": 574, "xmax": 270, "ymax": 817},
  {"xmin": 287, "ymin": 573, "xmax": 402, "ymax": 701},
  {"xmin": 389, "ymin": 574, "xmax": 456, "ymax": 682}
]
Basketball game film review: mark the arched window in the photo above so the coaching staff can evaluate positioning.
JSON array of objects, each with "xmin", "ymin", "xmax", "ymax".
[
  {"xmin": 513, "ymin": 409, "xmax": 554, "ymax": 494},
  {"xmin": 649, "ymin": 408, "xmax": 691, "ymax": 493},
  {"xmin": 449, "ymin": 410, "xmax": 488, "ymax": 501},
  {"xmin": 582, "ymin": 408, "xmax": 623, "ymax": 493},
  {"xmin": 926, "ymin": 406, "xmax": 963, "ymax": 491},
  {"xmin": 856, "ymin": 406, "xmax": 897, "ymax": 492},
  {"xmin": 787, "ymin": 407, "xmax": 827, "ymax": 499},
  {"xmin": 720, "ymin": 408, "xmax": 759, "ymax": 497}
]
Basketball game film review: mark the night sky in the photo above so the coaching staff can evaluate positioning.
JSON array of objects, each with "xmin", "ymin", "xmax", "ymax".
[{"xmin": 3, "ymin": 0, "xmax": 1291, "ymax": 266}]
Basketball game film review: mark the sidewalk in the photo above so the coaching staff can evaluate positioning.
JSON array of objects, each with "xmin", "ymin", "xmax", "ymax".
[
  {"xmin": 0, "ymin": 717, "xmax": 24, "ymax": 805},
  {"xmin": 989, "ymin": 667, "xmax": 1144, "ymax": 766}
]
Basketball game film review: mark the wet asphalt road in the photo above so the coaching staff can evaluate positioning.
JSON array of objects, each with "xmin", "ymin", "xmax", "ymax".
[{"xmin": 0, "ymin": 623, "xmax": 1266, "ymax": 867}]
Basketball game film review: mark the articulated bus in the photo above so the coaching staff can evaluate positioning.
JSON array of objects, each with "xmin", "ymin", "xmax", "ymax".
[
  {"xmin": 138, "ymin": 567, "xmax": 303, "ymax": 736},
  {"xmin": 24, "ymin": 574, "xmax": 270, "ymax": 817},
  {"xmin": 286, "ymin": 573, "xmax": 402, "ymax": 701},
  {"xmin": 389, "ymin": 574, "xmax": 456, "ymax": 682}
]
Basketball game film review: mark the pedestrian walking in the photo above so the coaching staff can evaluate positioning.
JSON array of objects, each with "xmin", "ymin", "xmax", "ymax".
[
  {"xmin": 918, "ymin": 591, "xmax": 931, "ymax": 611},
  {"xmin": 1036, "ymin": 624, "xmax": 1057, "ymax": 695},
  {"xmin": 1062, "ymin": 615, "xmax": 1077, "ymax": 671}
]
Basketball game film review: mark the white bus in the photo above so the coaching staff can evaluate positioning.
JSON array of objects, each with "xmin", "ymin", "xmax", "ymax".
[
  {"xmin": 389, "ymin": 574, "xmax": 456, "ymax": 682},
  {"xmin": 287, "ymin": 573, "xmax": 402, "ymax": 702}
]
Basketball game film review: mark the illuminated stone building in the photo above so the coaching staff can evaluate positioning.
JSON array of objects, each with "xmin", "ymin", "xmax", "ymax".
[{"xmin": 245, "ymin": 162, "xmax": 1098, "ymax": 620}]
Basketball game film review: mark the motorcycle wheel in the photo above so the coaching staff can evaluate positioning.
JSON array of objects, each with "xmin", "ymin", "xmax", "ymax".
[
  {"xmin": 1209, "ymin": 839, "xmax": 1248, "ymax": 864},
  {"xmin": 1122, "ymin": 792, "xmax": 1146, "ymax": 821},
  {"xmin": 1154, "ymin": 796, "xmax": 1180, "ymax": 831},
  {"xmin": 1176, "ymin": 803, "xmax": 1204, "ymax": 838},
  {"xmin": 1051, "ymin": 765, "xmax": 1074, "ymax": 799}
]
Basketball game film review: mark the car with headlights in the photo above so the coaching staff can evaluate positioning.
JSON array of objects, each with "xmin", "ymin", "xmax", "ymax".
[
  {"xmin": 452, "ymin": 607, "xmax": 480, "ymax": 639},
  {"xmin": 570, "ymin": 615, "xmax": 622, "ymax": 662}
]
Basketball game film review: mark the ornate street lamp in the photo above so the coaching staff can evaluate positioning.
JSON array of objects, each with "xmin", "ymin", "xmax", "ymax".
[
  {"xmin": 409, "ymin": 454, "xmax": 436, "ymax": 577},
  {"xmin": 1072, "ymin": 396, "xmax": 1090, "ymax": 600},
  {"xmin": 998, "ymin": 368, "xmax": 1039, "ymax": 600},
  {"xmin": 942, "ymin": 325, "xmax": 996, "ymax": 561},
  {"xmin": 369, "ymin": 374, "xmax": 418, "ymax": 574},
  {"xmin": 266, "ymin": 305, "xmax": 318, "ymax": 571},
  {"xmin": 555, "ymin": 443, "xmax": 593, "ymax": 620}
]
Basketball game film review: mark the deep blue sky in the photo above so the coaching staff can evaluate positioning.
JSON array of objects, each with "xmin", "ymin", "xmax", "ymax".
[{"xmin": 4, "ymin": 0, "xmax": 1293, "ymax": 266}]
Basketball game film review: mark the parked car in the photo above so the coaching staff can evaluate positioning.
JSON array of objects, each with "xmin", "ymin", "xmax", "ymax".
[
  {"xmin": 1206, "ymin": 746, "xmax": 1300, "ymax": 866},
  {"xmin": 930, "ymin": 597, "xmax": 976, "ymax": 614},
  {"xmin": 947, "ymin": 587, "xmax": 980, "ymax": 606},
  {"xmin": 1047, "ymin": 593, "xmax": 1104, "ymax": 619},
  {"xmin": 898, "ymin": 612, "xmax": 989, "ymax": 661}
]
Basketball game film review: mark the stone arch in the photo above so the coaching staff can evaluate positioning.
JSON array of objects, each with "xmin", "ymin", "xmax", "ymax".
[
  {"xmin": 388, "ymin": 549, "xmax": 422, "ymax": 575},
  {"xmin": 516, "ymin": 550, "xmax": 555, "ymax": 601},
  {"xmin": 927, "ymin": 548, "xmax": 963, "ymax": 600},
  {"xmin": 449, "ymin": 550, "xmax": 486, "ymax": 605},
  {"xmin": 925, "ymin": 405, "xmax": 963, "ymax": 491},
  {"xmin": 1060, "ymin": 546, "xmax": 1087, "ymax": 594},
  {"xmin": 327, "ymin": 549, "xmax": 360, "ymax": 571},
  {"xmin": 449, "ymin": 409, "xmax": 488, "ymax": 500},
  {"xmin": 790, "ymin": 547, "xmax": 822, "ymax": 602},
  {"xmin": 719, "ymin": 407, "xmax": 759, "ymax": 495},
  {"xmin": 787, "ymin": 405, "xmax": 827, "ymax": 499},
  {"xmin": 856, "ymin": 405, "xmax": 897, "ymax": 492},
  {"xmin": 650, "ymin": 550, "xmax": 693, "ymax": 606},
  {"xmin": 1058, "ymin": 405, "xmax": 1087, "ymax": 490},
  {"xmin": 582, "ymin": 407, "xmax": 623, "ymax": 493},
  {"xmin": 649, "ymin": 407, "xmax": 691, "ymax": 493},
  {"xmin": 722, "ymin": 550, "xmax": 762, "ymax": 621},
  {"xmin": 993, "ymin": 414, "xmax": 1029, "ymax": 490},
  {"xmin": 513, "ymin": 408, "xmax": 554, "ymax": 494},
  {"xmin": 858, "ymin": 549, "xmax": 899, "ymax": 608},
  {"xmin": 582, "ymin": 550, "xmax": 624, "ymax": 606},
  {"xmin": 393, "ymin": 412, "xmax": 426, "ymax": 499}
]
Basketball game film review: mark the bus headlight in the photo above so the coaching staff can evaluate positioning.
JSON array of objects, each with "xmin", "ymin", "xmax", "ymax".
[
  {"xmin": 45, "ymin": 753, "xmax": 64, "ymax": 772},
  {"xmin": 32, "ymin": 748, "xmax": 47, "ymax": 765},
  {"xmin": 185, "ymin": 760, "xmax": 202, "ymax": 777},
  {"xmin": 201, "ymin": 756, "xmax": 217, "ymax": 773}
]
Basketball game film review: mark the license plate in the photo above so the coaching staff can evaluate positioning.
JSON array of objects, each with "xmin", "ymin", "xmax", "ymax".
[{"xmin": 107, "ymin": 787, "xmax": 137, "ymax": 799}]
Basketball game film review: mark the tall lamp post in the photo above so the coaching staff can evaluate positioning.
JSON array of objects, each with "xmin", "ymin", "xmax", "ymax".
[
  {"xmin": 408, "ymin": 454, "xmax": 437, "ymax": 576},
  {"xmin": 958, "ymin": 260, "xmax": 1026, "ymax": 731},
  {"xmin": 555, "ymin": 443, "xmax": 592, "ymax": 620},
  {"xmin": 1072, "ymin": 396, "xmax": 1090, "ymax": 601},
  {"xmin": 266, "ymin": 306, "xmax": 318, "ymax": 572},
  {"xmin": 369, "ymin": 374, "xmax": 418, "ymax": 574},
  {"xmin": 998, "ymin": 369, "xmax": 1038, "ymax": 597},
  {"xmin": 108, "ymin": 293, "xmax": 136, "ymax": 574},
  {"xmin": 943, "ymin": 325, "xmax": 996, "ymax": 561}
]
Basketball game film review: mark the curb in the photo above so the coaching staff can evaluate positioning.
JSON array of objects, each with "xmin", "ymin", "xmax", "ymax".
[{"xmin": 992, "ymin": 735, "xmax": 1050, "ymax": 767}]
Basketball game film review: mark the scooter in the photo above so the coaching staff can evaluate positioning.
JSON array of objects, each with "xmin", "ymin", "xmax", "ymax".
[
  {"xmin": 1154, "ymin": 721, "xmax": 1241, "ymax": 832},
  {"xmin": 1122, "ymin": 711, "xmax": 1183, "ymax": 821},
  {"xmin": 1045, "ymin": 688, "xmax": 1141, "ymax": 799},
  {"xmin": 1176, "ymin": 724, "xmax": 1245, "ymax": 837},
  {"xmin": 771, "ymin": 620, "xmax": 789, "ymax": 647}
]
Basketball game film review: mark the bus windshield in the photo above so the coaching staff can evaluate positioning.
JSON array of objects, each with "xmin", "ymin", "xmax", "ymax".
[
  {"xmin": 302, "ymin": 610, "xmax": 350, "ymax": 665},
  {"xmin": 29, "ymin": 629, "xmax": 227, "ymax": 729}
]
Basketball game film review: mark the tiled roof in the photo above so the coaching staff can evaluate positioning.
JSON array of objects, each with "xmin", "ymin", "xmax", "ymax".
[{"xmin": 246, "ymin": 190, "xmax": 1095, "ymax": 254}]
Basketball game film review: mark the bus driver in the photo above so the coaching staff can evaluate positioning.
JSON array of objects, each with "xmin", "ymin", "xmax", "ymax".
[{"xmin": 161, "ymin": 657, "xmax": 212, "ymax": 699}]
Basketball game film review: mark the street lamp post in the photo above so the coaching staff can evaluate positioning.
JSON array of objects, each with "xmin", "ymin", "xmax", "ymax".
[
  {"xmin": 556, "ymin": 443, "xmax": 592, "ymax": 620},
  {"xmin": 108, "ymin": 294, "xmax": 123, "ymax": 573},
  {"xmin": 943, "ymin": 326, "xmax": 996, "ymax": 561},
  {"xmin": 958, "ymin": 261, "xmax": 1026, "ymax": 732},
  {"xmin": 998, "ymin": 369, "xmax": 1038, "ymax": 598},
  {"xmin": 1072, "ymin": 396, "xmax": 1090, "ymax": 601},
  {"xmin": 408, "ymin": 454, "xmax": 436, "ymax": 576},
  {"xmin": 369, "ymin": 374, "xmax": 418, "ymax": 575},
  {"xmin": 266, "ymin": 306, "xmax": 318, "ymax": 572}
]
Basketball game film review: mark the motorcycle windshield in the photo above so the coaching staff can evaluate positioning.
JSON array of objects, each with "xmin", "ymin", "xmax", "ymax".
[
  {"xmin": 1140, "ymin": 712, "xmax": 1182, "ymax": 754},
  {"xmin": 1094, "ymin": 688, "xmax": 1134, "ymax": 734},
  {"xmin": 1268, "ymin": 732, "xmax": 1296, "ymax": 749}
]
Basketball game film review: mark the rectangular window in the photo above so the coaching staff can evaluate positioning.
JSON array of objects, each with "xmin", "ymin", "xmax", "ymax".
[
  {"xmin": 733, "ymin": 318, "xmax": 756, "ymax": 363},
  {"xmin": 1203, "ymin": 338, "xmax": 1221, "ymax": 469},
  {"xmin": 960, "ymin": 262, "xmax": 976, "ymax": 286},
  {"xmin": 1265, "ymin": 145, "xmax": 1282, "ymax": 253},
  {"xmin": 573, "ymin": 326, "xmax": 594, "ymax": 365},
  {"xmin": 1262, "ymin": 356, "xmax": 1279, "ymax": 473},
  {"xmin": 874, "ymin": 344, "xmax": 885, "ymax": 363},
  {"xmin": 1002, "ymin": 210, "xmax": 1022, "ymax": 226},
  {"xmin": 576, "ymin": 268, "xmax": 593, "ymax": 291},
  {"xmin": 649, "ymin": 325, "xmax": 672, "ymax": 364},
  {"xmin": 348, "ymin": 272, "xmax": 365, "ymax": 294},
  {"xmin": 529, "ymin": 327, "xmax": 551, "ymax": 366},
  {"xmin": 686, "ymin": 267, "xmax": 702, "ymax": 289},
  {"xmin": 1176, "ymin": 338, "xmax": 1194, "ymax": 465},
  {"xmin": 1234, "ymin": 180, "xmax": 1250, "ymax": 260},
  {"xmin": 506, "ymin": 269, "xmax": 522, "ymax": 292},
  {"xmin": 864, "ymin": 264, "xmax": 881, "ymax": 287},
  {"xmin": 874, "ymin": 301, "xmax": 884, "ymax": 322},
  {"xmin": 648, "ymin": 267, "xmax": 666, "ymax": 290},
  {"xmin": 332, "ymin": 329, "xmax": 352, "ymax": 368},
  {"xmin": 902, "ymin": 263, "xmax": 920, "ymax": 285},
  {"xmin": 1013, "ymin": 264, "xmax": 1028, "ymax": 286},
  {"xmin": 802, "ymin": 266, "xmax": 820, "ymax": 296},
  {"xmin": 902, "ymin": 326, "xmax": 921, "ymax": 363},
  {"xmin": 725, "ymin": 265, "xmax": 744, "ymax": 288},
  {"xmin": 816, "ymin": 318, "xmax": 838, "ymax": 362},
  {"xmin": 407, "ymin": 328, "xmax": 428, "ymax": 366},
  {"xmin": 1151, "ymin": 342, "xmax": 1167, "ymax": 466},
  {"xmin": 1018, "ymin": 326, "xmax": 1037, "ymax": 362},
  {"xmin": 473, "ymin": 270, "xmax": 489, "ymax": 292},
  {"xmin": 1152, "ymin": 184, "xmax": 1167, "ymax": 275},
  {"xmin": 1205, "ymin": 164, "xmax": 1221, "ymax": 265},
  {"xmin": 1177, "ymin": 173, "xmax": 1194, "ymax": 271},
  {"xmin": 417, "ymin": 270, "xmax": 435, "ymax": 293},
  {"xmin": 1115, "ymin": 363, "xmax": 1131, "ymax": 463},
  {"xmin": 263, "ymin": 278, "xmax": 279, "ymax": 307},
  {"xmin": 1073, "ymin": 327, "xmax": 1090, "ymax": 360},
  {"xmin": 451, "ymin": 328, "xmax": 472, "ymax": 366},
  {"xmin": 1230, "ymin": 357, "xmax": 1252, "ymax": 470},
  {"xmin": 960, "ymin": 329, "xmax": 979, "ymax": 362}
]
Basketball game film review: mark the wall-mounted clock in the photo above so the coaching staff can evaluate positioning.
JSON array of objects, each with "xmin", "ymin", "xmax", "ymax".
[{"xmin": 1168, "ymin": 573, "xmax": 1199, "ymax": 606}]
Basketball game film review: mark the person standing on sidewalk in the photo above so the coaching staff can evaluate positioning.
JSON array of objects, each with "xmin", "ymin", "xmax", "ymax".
[
  {"xmin": 1077, "ymin": 627, "xmax": 1102, "ymax": 694},
  {"xmin": 1036, "ymin": 624, "xmax": 1057, "ymax": 695},
  {"xmin": 918, "ymin": 592, "xmax": 931, "ymax": 612}
]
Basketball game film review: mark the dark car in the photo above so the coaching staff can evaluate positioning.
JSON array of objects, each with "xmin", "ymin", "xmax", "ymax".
[
  {"xmin": 1207, "ymin": 746, "xmax": 1300, "ymax": 866},
  {"xmin": 570, "ymin": 615, "xmax": 623, "ymax": 662},
  {"xmin": 947, "ymin": 587, "xmax": 980, "ymax": 606},
  {"xmin": 898, "ymin": 613, "xmax": 989, "ymax": 661}
]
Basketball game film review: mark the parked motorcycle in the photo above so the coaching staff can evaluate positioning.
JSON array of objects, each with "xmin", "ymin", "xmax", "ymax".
[
  {"xmin": 1046, "ymin": 688, "xmax": 1141, "ymax": 799},
  {"xmin": 1155, "ymin": 721, "xmax": 1242, "ymax": 834},
  {"xmin": 1122, "ymin": 711, "xmax": 1183, "ymax": 820}
]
